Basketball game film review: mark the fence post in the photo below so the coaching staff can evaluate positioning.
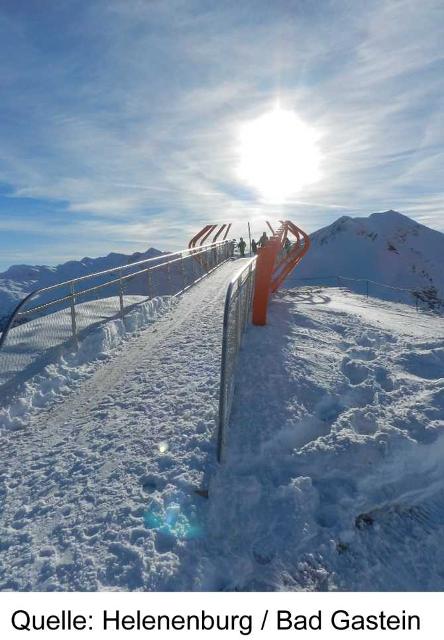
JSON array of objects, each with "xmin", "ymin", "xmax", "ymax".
[
  {"xmin": 167, "ymin": 261, "xmax": 172, "ymax": 294},
  {"xmin": 181, "ymin": 255, "xmax": 186, "ymax": 291},
  {"xmin": 191, "ymin": 251, "xmax": 198, "ymax": 283},
  {"xmin": 118, "ymin": 270, "xmax": 124, "ymax": 314},
  {"xmin": 236, "ymin": 287, "xmax": 242, "ymax": 348},
  {"xmin": 147, "ymin": 268, "xmax": 153, "ymax": 299},
  {"xmin": 69, "ymin": 282, "xmax": 78, "ymax": 347}
]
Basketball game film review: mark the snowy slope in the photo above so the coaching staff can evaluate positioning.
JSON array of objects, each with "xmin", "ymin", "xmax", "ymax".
[
  {"xmin": 287, "ymin": 210, "xmax": 444, "ymax": 307},
  {"xmin": 0, "ymin": 247, "xmax": 164, "ymax": 329},
  {"xmin": 0, "ymin": 259, "xmax": 245, "ymax": 591},
  {"xmin": 209, "ymin": 288, "xmax": 444, "ymax": 591}
]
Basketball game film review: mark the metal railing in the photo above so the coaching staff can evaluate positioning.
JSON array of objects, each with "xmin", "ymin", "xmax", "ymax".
[
  {"xmin": 0, "ymin": 240, "xmax": 234, "ymax": 396},
  {"xmin": 217, "ymin": 257, "xmax": 257, "ymax": 462},
  {"xmin": 290, "ymin": 275, "xmax": 443, "ymax": 313}
]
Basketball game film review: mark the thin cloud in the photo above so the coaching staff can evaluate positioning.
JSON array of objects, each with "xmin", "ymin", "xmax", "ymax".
[{"xmin": 0, "ymin": 0, "xmax": 442, "ymax": 268}]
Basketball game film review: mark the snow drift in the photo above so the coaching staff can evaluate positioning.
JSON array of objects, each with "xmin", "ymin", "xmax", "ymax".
[
  {"xmin": 209, "ymin": 288, "xmax": 444, "ymax": 590},
  {"xmin": 0, "ymin": 295, "xmax": 176, "ymax": 432}
]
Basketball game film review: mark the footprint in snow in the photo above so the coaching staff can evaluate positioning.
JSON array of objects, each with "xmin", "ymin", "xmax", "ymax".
[{"xmin": 341, "ymin": 359, "xmax": 370, "ymax": 385}]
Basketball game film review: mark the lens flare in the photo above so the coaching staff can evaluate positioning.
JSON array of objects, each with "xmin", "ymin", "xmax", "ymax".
[{"xmin": 144, "ymin": 500, "xmax": 203, "ymax": 540}]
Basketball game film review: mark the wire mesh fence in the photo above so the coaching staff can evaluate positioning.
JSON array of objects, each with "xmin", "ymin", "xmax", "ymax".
[
  {"xmin": 0, "ymin": 241, "xmax": 233, "ymax": 397},
  {"xmin": 217, "ymin": 257, "xmax": 257, "ymax": 462},
  {"xmin": 289, "ymin": 275, "xmax": 443, "ymax": 313}
]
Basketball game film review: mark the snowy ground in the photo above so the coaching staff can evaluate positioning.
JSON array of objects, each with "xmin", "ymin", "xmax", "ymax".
[
  {"xmin": 208, "ymin": 287, "xmax": 444, "ymax": 591},
  {"xmin": 0, "ymin": 296, "xmax": 176, "ymax": 431},
  {"xmin": 0, "ymin": 295, "xmax": 152, "ymax": 390},
  {"xmin": 0, "ymin": 277, "xmax": 443, "ymax": 591},
  {"xmin": 0, "ymin": 259, "xmax": 245, "ymax": 590}
]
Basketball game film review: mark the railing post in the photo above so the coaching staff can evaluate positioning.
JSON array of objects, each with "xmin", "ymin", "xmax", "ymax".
[
  {"xmin": 236, "ymin": 286, "xmax": 242, "ymax": 348},
  {"xmin": 246, "ymin": 264, "xmax": 253, "ymax": 323},
  {"xmin": 166, "ymin": 261, "xmax": 172, "ymax": 294},
  {"xmin": 118, "ymin": 270, "xmax": 124, "ymax": 314},
  {"xmin": 181, "ymin": 254, "xmax": 186, "ymax": 291},
  {"xmin": 147, "ymin": 268, "xmax": 153, "ymax": 299},
  {"xmin": 69, "ymin": 282, "xmax": 78, "ymax": 347}
]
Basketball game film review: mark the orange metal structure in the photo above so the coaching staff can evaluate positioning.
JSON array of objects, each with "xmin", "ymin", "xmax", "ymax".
[
  {"xmin": 188, "ymin": 224, "xmax": 232, "ymax": 251},
  {"xmin": 188, "ymin": 223, "xmax": 233, "ymax": 271},
  {"xmin": 252, "ymin": 220, "xmax": 310, "ymax": 325},
  {"xmin": 188, "ymin": 220, "xmax": 310, "ymax": 326}
]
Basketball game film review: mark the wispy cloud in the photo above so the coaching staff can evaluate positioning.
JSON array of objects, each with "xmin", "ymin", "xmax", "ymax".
[{"xmin": 0, "ymin": 0, "xmax": 442, "ymax": 268}]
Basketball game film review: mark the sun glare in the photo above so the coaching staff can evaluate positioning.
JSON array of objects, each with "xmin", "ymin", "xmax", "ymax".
[{"xmin": 237, "ymin": 107, "xmax": 322, "ymax": 202}]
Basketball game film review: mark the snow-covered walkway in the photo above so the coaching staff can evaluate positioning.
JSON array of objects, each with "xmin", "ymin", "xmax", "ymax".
[{"xmin": 0, "ymin": 259, "xmax": 245, "ymax": 591}]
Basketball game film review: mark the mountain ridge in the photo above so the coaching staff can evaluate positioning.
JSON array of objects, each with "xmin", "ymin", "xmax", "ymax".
[
  {"xmin": 0, "ymin": 247, "xmax": 165, "ymax": 326},
  {"xmin": 287, "ymin": 209, "xmax": 444, "ymax": 308},
  {"xmin": 1, "ymin": 210, "xmax": 443, "ymax": 323}
]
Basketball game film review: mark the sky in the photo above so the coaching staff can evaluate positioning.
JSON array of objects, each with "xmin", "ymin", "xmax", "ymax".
[{"xmin": 0, "ymin": 0, "xmax": 443, "ymax": 269}]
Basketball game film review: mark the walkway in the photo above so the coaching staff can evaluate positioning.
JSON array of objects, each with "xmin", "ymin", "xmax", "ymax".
[{"xmin": 0, "ymin": 258, "xmax": 245, "ymax": 591}]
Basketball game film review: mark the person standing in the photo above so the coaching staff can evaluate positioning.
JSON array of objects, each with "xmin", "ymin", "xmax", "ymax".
[
  {"xmin": 238, "ymin": 237, "xmax": 246, "ymax": 257},
  {"xmin": 284, "ymin": 237, "xmax": 291, "ymax": 253},
  {"xmin": 258, "ymin": 231, "xmax": 268, "ymax": 247},
  {"xmin": 251, "ymin": 238, "xmax": 258, "ymax": 254}
]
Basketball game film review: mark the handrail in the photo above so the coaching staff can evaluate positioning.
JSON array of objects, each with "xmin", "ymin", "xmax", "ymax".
[
  {"xmin": 290, "ymin": 274, "xmax": 443, "ymax": 312},
  {"xmin": 0, "ymin": 240, "xmax": 232, "ymax": 357},
  {"xmin": 290, "ymin": 274, "xmax": 435, "ymax": 295},
  {"xmin": 337, "ymin": 275, "xmax": 420, "ymax": 294},
  {"xmin": 15, "ymin": 247, "xmax": 221, "ymax": 320},
  {"xmin": 20, "ymin": 240, "xmax": 227, "ymax": 299},
  {"xmin": 1, "ymin": 242, "xmax": 229, "ymax": 339},
  {"xmin": 217, "ymin": 256, "xmax": 257, "ymax": 462}
]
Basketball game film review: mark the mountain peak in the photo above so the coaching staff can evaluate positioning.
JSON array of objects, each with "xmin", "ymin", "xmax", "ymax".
[
  {"xmin": 369, "ymin": 210, "xmax": 415, "ymax": 224},
  {"xmin": 288, "ymin": 210, "xmax": 443, "ymax": 305}
]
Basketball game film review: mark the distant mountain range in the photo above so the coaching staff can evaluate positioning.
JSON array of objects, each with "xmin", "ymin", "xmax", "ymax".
[
  {"xmin": 0, "ymin": 247, "xmax": 164, "ymax": 328},
  {"xmin": 287, "ymin": 210, "xmax": 444, "ymax": 309},
  {"xmin": 1, "ymin": 210, "xmax": 443, "ymax": 327}
]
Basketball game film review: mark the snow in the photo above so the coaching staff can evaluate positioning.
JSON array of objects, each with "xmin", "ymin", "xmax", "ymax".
[
  {"xmin": 0, "ymin": 295, "xmax": 158, "ymax": 391},
  {"xmin": 0, "ymin": 296, "xmax": 176, "ymax": 431},
  {"xmin": 0, "ymin": 247, "xmax": 164, "ymax": 330},
  {"xmin": 1, "ymin": 268, "xmax": 443, "ymax": 591},
  {"xmin": 208, "ymin": 287, "xmax": 444, "ymax": 591},
  {"xmin": 0, "ymin": 259, "xmax": 245, "ymax": 590},
  {"xmin": 1, "ymin": 231, "xmax": 443, "ymax": 593},
  {"xmin": 287, "ymin": 210, "xmax": 444, "ymax": 309}
]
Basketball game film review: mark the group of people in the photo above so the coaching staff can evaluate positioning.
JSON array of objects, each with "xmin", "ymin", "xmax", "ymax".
[
  {"xmin": 236, "ymin": 232, "xmax": 268, "ymax": 257},
  {"xmin": 235, "ymin": 232, "xmax": 293, "ymax": 258}
]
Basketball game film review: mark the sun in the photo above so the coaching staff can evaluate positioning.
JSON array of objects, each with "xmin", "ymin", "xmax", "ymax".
[{"xmin": 237, "ymin": 107, "xmax": 322, "ymax": 202}]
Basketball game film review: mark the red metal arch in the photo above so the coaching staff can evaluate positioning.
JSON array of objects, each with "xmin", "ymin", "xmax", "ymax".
[{"xmin": 252, "ymin": 220, "xmax": 310, "ymax": 325}]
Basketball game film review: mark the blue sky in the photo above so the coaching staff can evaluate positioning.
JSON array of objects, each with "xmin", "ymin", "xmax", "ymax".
[{"xmin": 0, "ymin": 0, "xmax": 443, "ymax": 269}]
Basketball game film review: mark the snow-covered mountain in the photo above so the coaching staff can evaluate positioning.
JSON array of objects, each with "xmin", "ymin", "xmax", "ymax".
[
  {"xmin": 288, "ymin": 210, "xmax": 444, "ymax": 308},
  {"xmin": 1, "ymin": 209, "xmax": 442, "ymax": 329},
  {"xmin": 0, "ymin": 247, "xmax": 164, "ymax": 328}
]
